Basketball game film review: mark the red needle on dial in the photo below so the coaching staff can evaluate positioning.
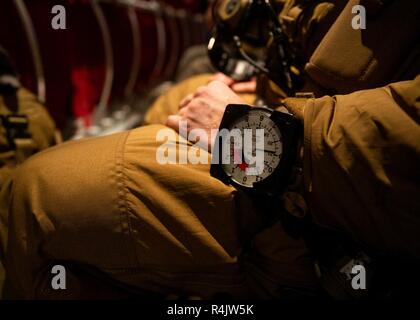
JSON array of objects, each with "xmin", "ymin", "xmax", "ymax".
[
  {"xmin": 238, "ymin": 162, "xmax": 249, "ymax": 171},
  {"xmin": 233, "ymin": 148, "xmax": 249, "ymax": 171}
]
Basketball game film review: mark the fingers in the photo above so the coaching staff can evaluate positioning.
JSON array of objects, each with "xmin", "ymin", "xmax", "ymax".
[
  {"xmin": 166, "ymin": 115, "xmax": 190, "ymax": 142},
  {"xmin": 165, "ymin": 115, "xmax": 182, "ymax": 132},
  {"xmin": 179, "ymin": 93, "xmax": 194, "ymax": 109},
  {"xmin": 180, "ymin": 79, "xmax": 235, "ymax": 110},
  {"xmin": 179, "ymin": 84, "xmax": 209, "ymax": 109},
  {"xmin": 231, "ymin": 80, "xmax": 257, "ymax": 93},
  {"xmin": 207, "ymin": 79, "xmax": 229, "ymax": 89},
  {"xmin": 208, "ymin": 72, "xmax": 235, "ymax": 86},
  {"xmin": 209, "ymin": 72, "xmax": 257, "ymax": 94}
]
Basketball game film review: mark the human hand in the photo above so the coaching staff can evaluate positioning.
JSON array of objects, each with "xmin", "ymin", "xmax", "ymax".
[
  {"xmin": 209, "ymin": 72, "xmax": 257, "ymax": 94},
  {"xmin": 166, "ymin": 80, "xmax": 245, "ymax": 151}
]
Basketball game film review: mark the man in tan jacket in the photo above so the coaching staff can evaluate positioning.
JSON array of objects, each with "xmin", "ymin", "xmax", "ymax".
[{"xmin": 0, "ymin": 0, "xmax": 419, "ymax": 299}]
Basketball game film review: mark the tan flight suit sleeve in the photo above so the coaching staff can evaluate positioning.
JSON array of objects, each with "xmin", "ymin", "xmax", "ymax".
[
  {"xmin": 0, "ymin": 88, "xmax": 56, "ymax": 295},
  {"xmin": 0, "ymin": 88, "xmax": 56, "ymax": 185},
  {"xmin": 0, "ymin": 87, "xmax": 56, "ymax": 249},
  {"xmin": 284, "ymin": 75, "xmax": 420, "ymax": 259}
]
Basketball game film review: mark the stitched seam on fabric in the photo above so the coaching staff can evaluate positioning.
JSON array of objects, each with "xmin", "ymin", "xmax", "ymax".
[
  {"xmin": 303, "ymin": 98, "xmax": 314, "ymax": 193},
  {"xmin": 307, "ymin": 61, "xmax": 370, "ymax": 86},
  {"xmin": 115, "ymin": 130, "xmax": 137, "ymax": 268},
  {"xmin": 359, "ymin": 56, "xmax": 376, "ymax": 82}
]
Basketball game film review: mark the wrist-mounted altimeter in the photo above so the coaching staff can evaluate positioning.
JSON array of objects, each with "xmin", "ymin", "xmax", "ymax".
[{"xmin": 210, "ymin": 104, "xmax": 302, "ymax": 196}]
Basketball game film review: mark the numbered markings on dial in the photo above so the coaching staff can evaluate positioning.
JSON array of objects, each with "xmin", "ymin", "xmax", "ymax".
[{"xmin": 221, "ymin": 110, "xmax": 282, "ymax": 187}]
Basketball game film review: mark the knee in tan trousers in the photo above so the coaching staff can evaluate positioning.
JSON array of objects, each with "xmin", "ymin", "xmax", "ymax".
[{"xmin": 0, "ymin": 76, "xmax": 316, "ymax": 299}]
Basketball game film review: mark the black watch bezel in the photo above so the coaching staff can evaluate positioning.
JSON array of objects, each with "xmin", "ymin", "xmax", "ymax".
[{"xmin": 210, "ymin": 104, "xmax": 302, "ymax": 196}]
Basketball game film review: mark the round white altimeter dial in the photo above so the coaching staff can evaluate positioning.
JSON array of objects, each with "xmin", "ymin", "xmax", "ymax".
[{"xmin": 221, "ymin": 109, "xmax": 283, "ymax": 187}]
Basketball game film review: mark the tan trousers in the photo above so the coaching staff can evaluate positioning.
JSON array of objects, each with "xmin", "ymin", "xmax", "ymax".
[{"xmin": 0, "ymin": 75, "xmax": 316, "ymax": 299}]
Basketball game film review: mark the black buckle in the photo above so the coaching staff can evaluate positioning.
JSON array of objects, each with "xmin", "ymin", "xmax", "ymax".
[{"xmin": 0, "ymin": 114, "xmax": 31, "ymax": 149}]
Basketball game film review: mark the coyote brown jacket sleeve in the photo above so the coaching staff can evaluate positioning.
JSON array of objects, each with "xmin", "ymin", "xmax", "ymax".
[
  {"xmin": 284, "ymin": 75, "xmax": 420, "ymax": 259},
  {"xmin": 0, "ymin": 88, "xmax": 56, "ymax": 186}
]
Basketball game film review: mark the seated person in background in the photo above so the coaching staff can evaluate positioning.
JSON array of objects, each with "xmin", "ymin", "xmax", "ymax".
[
  {"xmin": 0, "ymin": 0, "xmax": 419, "ymax": 299},
  {"xmin": 0, "ymin": 46, "xmax": 56, "ymax": 296}
]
